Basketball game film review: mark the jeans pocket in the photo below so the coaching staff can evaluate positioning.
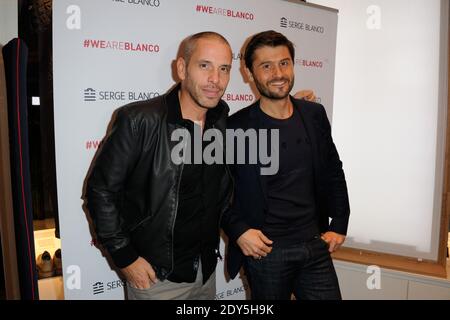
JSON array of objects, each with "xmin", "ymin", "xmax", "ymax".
[
  {"xmin": 320, "ymin": 238, "xmax": 330, "ymax": 248},
  {"xmin": 128, "ymin": 281, "xmax": 155, "ymax": 291}
]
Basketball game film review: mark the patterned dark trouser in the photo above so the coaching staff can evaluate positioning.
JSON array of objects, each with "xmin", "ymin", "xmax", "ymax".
[{"xmin": 244, "ymin": 235, "xmax": 342, "ymax": 300}]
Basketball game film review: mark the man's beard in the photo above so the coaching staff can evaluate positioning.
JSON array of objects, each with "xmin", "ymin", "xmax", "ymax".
[
  {"xmin": 184, "ymin": 75, "xmax": 224, "ymax": 109},
  {"xmin": 255, "ymin": 77, "xmax": 295, "ymax": 100}
]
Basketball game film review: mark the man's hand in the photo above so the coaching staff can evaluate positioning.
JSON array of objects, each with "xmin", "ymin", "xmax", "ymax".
[
  {"xmin": 321, "ymin": 232, "xmax": 346, "ymax": 253},
  {"xmin": 236, "ymin": 229, "xmax": 273, "ymax": 259},
  {"xmin": 121, "ymin": 257, "xmax": 158, "ymax": 289},
  {"xmin": 294, "ymin": 90, "xmax": 316, "ymax": 102}
]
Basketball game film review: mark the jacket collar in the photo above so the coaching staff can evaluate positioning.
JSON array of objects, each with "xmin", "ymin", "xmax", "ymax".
[{"xmin": 166, "ymin": 83, "xmax": 228, "ymax": 127}]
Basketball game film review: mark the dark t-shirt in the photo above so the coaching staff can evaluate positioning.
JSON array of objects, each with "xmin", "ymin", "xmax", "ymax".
[
  {"xmin": 258, "ymin": 106, "xmax": 319, "ymax": 246},
  {"xmin": 169, "ymin": 118, "xmax": 223, "ymax": 283}
]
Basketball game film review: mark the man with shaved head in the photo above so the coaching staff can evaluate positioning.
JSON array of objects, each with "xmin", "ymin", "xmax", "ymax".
[{"xmin": 86, "ymin": 32, "xmax": 233, "ymax": 300}]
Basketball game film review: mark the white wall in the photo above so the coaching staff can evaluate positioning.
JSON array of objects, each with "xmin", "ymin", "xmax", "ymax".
[
  {"xmin": 309, "ymin": 0, "xmax": 448, "ymax": 260},
  {"xmin": 0, "ymin": 0, "xmax": 18, "ymax": 46}
]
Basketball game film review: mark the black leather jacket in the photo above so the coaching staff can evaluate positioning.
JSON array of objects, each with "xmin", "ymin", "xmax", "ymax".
[{"xmin": 86, "ymin": 84, "xmax": 233, "ymax": 280}]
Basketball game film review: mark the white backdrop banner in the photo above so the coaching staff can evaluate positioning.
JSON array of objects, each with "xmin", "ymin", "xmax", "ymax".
[{"xmin": 53, "ymin": 0, "xmax": 338, "ymax": 300}]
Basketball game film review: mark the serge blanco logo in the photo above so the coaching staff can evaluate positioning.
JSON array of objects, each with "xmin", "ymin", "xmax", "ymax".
[
  {"xmin": 83, "ymin": 88, "xmax": 160, "ymax": 102},
  {"xmin": 280, "ymin": 17, "xmax": 324, "ymax": 33},
  {"xmin": 84, "ymin": 88, "xmax": 96, "ymax": 102},
  {"xmin": 92, "ymin": 282, "xmax": 104, "ymax": 295},
  {"xmin": 92, "ymin": 280, "xmax": 126, "ymax": 295}
]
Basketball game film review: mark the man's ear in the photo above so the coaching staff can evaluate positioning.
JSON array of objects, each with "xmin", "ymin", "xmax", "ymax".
[
  {"xmin": 245, "ymin": 67, "xmax": 254, "ymax": 82},
  {"xmin": 176, "ymin": 57, "xmax": 187, "ymax": 81}
]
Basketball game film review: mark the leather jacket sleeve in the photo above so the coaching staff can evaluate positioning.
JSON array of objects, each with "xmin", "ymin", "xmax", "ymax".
[{"xmin": 85, "ymin": 107, "xmax": 140, "ymax": 268}]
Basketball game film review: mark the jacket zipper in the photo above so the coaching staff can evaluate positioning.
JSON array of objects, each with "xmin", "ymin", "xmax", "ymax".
[
  {"xmin": 170, "ymin": 125, "xmax": 186, "ymax": 278},
  {"xmin": 213, "ymin": 123, "xmax": 234, "ymax": 261}
]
